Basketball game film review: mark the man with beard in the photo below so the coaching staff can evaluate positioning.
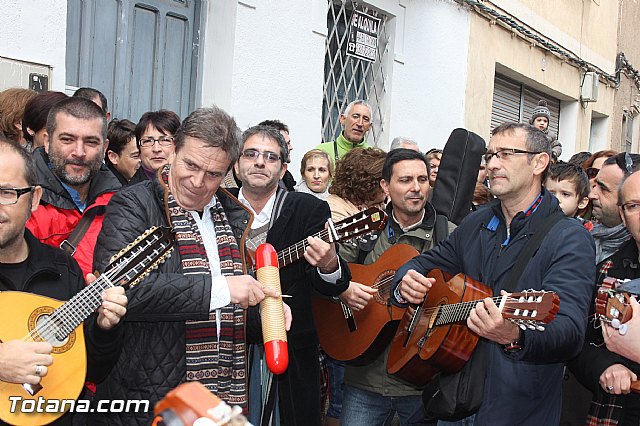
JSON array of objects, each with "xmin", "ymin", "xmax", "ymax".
[
  {"xmin": 588, "ymin": 153, "xmax": 640, "ymax": 266},
  {"xmin": 26, "ymin": 96, "xmax": 120, "ymax": 277},
  {"xmin": 0, "ymin": 137, "xmax": 127, "ymax": 424},
  {"xmin": 563, "ymin": 154, "xmax": 640, "ymax": 425},
  {"xmin": 339, "ymin": 149, "xmax": 454, "ymax": 425}
]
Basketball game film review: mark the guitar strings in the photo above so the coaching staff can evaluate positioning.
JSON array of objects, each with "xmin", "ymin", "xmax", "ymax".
[
  {"xmin": 21, "ymin": 259, "xmax": 129, "ymax": 343},
  {"xmin": 56, "ymin": 235, "xmax": 171, "ymax": 330},
  {"xmin": 276, "ymin": 211, "xmax": 374, "ymax": 266},
  {"xmin": 278, "ymin": 228, "xmax": 330, "ymax": 266},
  {"xmin": 22, "ymin": 238, "xmax": 163, "ymax": 344},
  {"xmin": 420, "ymin": 295, "xmax": 544, "ymax": 326}
]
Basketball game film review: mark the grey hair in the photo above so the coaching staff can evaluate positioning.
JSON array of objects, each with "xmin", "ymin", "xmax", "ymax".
[
  {"xmin": 491, "ymin": 122, "xmax": 551, "ymax": 155},
  {"xmin": 46, "ymin": 96, "xmax": 107, "ymax": 141},
  {"xmin": 491, "ymin": 122, "xmax": 551, "ymax": 179},
  {"xmin": 241, "ymin": 125, "xmax": 289, "ymax": 168},
  {"xmin": 390, "ymin": 137, "xmax": 419, "ymax": 151},
  {"xmin": 342, "ymin": 99, "xmax": 372, "ymax": 118},
  {"xmin": 174, "ymin": 106, "xmax": 242, "ymax": 166}
]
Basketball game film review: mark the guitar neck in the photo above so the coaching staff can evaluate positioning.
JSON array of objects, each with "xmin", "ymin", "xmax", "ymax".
[
  {"xmin": 432, "ymin": 296, "xmax": 503, "ymax": 327},
  {"xmin": 277, "ymin": 228, "xmax": 330, "ymax": 268},
  {"xmin": 53, "ymin": 274, "xmax": 117, "ymax": 338}
]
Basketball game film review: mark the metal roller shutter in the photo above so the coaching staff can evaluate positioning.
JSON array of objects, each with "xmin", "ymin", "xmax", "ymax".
[{"xmin": 491, "ymin": 74, "xmax": 561, "ymax": 138}]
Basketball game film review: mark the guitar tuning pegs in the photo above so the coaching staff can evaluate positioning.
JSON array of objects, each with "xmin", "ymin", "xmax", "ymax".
[
  {"xmin": 618, "ymin": 323, "xmax": 628, "ymax": 336},
  {"xmin": 611, "ymin": 318, "xmax": 621, "ymax": 329},
  {"xmin": 536, "ymin": 325, "xmax": 545, "ymax": 331},
  {"xmin": 519, "ymin": 323, "xmax": 527, "ymax": 331}
]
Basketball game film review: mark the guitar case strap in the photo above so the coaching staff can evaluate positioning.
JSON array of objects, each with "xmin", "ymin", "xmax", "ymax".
[{"xmin": 501, "ymin": 211, "xmax": 565, "ymax": 293}]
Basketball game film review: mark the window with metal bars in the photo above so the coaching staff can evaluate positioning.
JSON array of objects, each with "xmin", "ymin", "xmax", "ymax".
[{"xmin": 322, "ymin": 1, "xmax": 390, "ymax": 147}]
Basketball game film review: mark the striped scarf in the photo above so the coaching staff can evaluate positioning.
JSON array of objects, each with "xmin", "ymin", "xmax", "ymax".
[{"xmin": 161, "ymin": 166, "xmax": 247, "ymax": 409}]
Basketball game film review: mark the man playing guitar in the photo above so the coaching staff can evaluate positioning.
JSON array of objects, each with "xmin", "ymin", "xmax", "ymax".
[
  {"xmin": 0, "ymin": 137, "xmax": 127, "ymax": 424},
  {"xmin": 338, "ymin": 149, "xmax": 453, "ymax": 425},
  {"xmin": 393, "ymin": 123, "xmax": 596, "ymax": 425}
]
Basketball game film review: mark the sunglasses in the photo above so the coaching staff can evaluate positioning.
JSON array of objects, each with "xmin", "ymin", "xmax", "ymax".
[{"xmin": 585, "ymin": 167, "xmax": 599, "ymax": 179}]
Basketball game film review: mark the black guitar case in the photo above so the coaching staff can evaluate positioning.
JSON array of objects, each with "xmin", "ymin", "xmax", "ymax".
[{"xmin": 430, "ymin": 128, "xmax": 486, "ymax": 225}]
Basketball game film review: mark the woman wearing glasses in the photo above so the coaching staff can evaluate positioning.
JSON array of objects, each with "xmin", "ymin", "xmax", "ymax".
[{"xmin": 135, "ymin": 110, "xmax": 181, "ymax": 180}]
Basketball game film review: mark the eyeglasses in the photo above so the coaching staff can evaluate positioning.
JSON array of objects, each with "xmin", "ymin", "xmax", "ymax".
[
  {"xmin": 139, "ymin": 136, "xmax": 174, "ymax": 148},
  {"xmin": 621, "ymin": 202, "xmax": 640, "ymax": 214},
  {"xmin": 585, "ymin": 167, "xmax": 599, "ymax": 179},
  {"xmin": 241, "ymin": 149, "xmax": 281, "ymax": 164},
  {"xmin": 0, "ymin": 187, "xmax": 34, "ymax": 205},
  {"xmin": 483, "ymin": 148, "xmax": 541, "ymax": 163}
]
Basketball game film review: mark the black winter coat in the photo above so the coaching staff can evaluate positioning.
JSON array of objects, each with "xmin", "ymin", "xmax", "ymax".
[
  {"xmin": 223, "ymin": 188, "xmax": 351, "ymax": 426},
  {"xmin": 91, "ymin": 179, "xmax": 223, "ymax": 425},
  {"xmin": 569, "ymin": 238, "xmax": 640, "ymax": 424}
]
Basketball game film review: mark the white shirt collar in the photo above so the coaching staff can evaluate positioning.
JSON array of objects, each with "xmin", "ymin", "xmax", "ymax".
[
  {"xmin": 392, "ymin": 209, "xmax": 425, "ymax": 232},
  {"xmin": 238, "ymin": 188, "xmax": 277, "ymax": 229}
]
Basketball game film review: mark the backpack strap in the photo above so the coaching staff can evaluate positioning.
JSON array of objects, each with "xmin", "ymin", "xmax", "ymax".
[
  {"xmin": 502, "ymin": 211, "xmax": 565, "ymax": 293},
  {"xmin": 59, "ymin": 205, "xmax": 105, "ymax": 255}
]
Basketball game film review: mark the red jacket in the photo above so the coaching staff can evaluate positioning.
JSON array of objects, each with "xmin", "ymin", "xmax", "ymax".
[{"xmin": 27, "ymin": 148, "xmax": 121, "ymax": 277}]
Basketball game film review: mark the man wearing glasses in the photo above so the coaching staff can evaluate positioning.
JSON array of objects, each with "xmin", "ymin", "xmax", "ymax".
[
  {"xmin": 0, "ymin": 137, "xmax": 127, "ymax": 421},
  {"xmin": 392, "ymin": 122, "xmax": 596, "ymax": 425},
  {"xmin": 26, "ymin": 96, "xmax": 121, "ymax": 278},
  {"xmin": 566, "ymin": 154, "xmax": 640, "ymax": 425},
  {"xmin": 227, "ymin": 125, "xmax": 350, "ymax": 426}
]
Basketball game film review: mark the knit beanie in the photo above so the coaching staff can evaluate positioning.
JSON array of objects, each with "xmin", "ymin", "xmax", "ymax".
[{"xmin": 530, "ymin": 100, "xmax": 551, "ymax": 125}]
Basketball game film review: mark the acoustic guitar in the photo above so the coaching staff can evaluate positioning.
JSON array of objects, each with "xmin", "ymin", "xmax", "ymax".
[
  {"xmin": 247, "ymin": 206, "xmax": 387, "ymax": 273},
  {"xmin": 596, "ymin": 277, "xmax": 640, "ymax": 393},
  {"xmin": 387, "ymin": 269, "xmax": 560, "ymax": 386},
  {"xmin": 312, "ymin": 244, "xmax": 419, "ymax": 364},
  {"xmin": 0, "ymin": 226, "xmax": 175, "ymax": 425}
]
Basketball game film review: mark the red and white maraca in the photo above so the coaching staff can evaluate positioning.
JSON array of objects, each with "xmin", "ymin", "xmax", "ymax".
[{"xmin": 255, "ymin": 243, "xmax": 289, "ymax": 374}]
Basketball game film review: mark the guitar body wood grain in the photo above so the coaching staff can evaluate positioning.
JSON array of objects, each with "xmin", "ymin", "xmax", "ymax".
[
  {"xmin": 312, "ymin": 244, "xmax": 418, "ymax": 364},
  {"xmin": 0, "ymin": 292, "xmax": 86, "ymax": 425},
  {"xmin": 387, "ymin": 270, "xmax": 490, "ymax": 386}
]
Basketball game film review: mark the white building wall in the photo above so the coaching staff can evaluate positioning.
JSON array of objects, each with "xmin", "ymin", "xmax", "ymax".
[
  {"xmin": 1, "ymin": 0, "xmax": 472, "ymax": 179},
  {"xmin": 200, "ymin": 0, "xmax": 471, "ymax": 180},
  {"xmin": 388, "ymin": 0, "xmax": 469, "ymax": 152},
  {"xmin": 0, "ymin": 0, "xmax": 67, "ymax": 91},
  {"xmin": 206, "ymin": 0, "xmax": 329, "ymax": 180}
]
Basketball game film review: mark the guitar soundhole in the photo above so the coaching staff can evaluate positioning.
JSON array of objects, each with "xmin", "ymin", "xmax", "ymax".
[
  {"xmin": 28, "ymin": 308, "xmax": 76, "ymax": 354},
  {"xmin": 373, "ymin": 269, "xmax": 395, "ymax": 304}
]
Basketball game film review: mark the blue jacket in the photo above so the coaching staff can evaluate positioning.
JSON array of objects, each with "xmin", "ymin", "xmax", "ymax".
[{"xmin": 393, "ymin": 189, "xmax": 596, "ymax": 425}]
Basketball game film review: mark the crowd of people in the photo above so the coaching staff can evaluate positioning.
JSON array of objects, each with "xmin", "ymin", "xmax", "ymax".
[{"xmin": 0, "ymin": 86, "xmax": 638, "ymax": 426}]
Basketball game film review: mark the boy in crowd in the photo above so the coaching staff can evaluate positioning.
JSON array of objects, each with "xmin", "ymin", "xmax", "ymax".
[{"xmin": 545, "ymin": 162, "xmax": 590, "ymax": 217}]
